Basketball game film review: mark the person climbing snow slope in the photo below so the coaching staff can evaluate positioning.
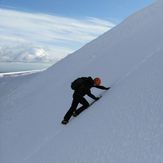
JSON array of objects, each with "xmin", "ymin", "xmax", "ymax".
[{"xmin": 62, "ymin": 76, "xmax": 110, "ymax": 125}]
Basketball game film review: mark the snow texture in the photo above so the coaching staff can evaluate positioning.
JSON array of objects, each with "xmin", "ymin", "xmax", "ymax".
[{"xmin": 0, "ymin": 1, "xmax": 163, "ymax": 163}]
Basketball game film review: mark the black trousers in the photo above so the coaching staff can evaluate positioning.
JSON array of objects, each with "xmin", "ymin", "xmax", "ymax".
[{"xmin": 64, "ymin": 95, "xmax": 89, "ymax": 121}]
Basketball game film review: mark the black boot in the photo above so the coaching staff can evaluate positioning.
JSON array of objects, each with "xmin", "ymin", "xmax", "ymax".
[
  {"xmin": 72, "ymin": 111, "xmax": 78, "ymax": 117},
  {"xmin": 61, "ymin": 119, "xmax": 69, "ymax": 125}
]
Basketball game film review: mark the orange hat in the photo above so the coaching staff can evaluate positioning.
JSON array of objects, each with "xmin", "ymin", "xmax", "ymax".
[{"xmin": 94, "ymin": 77, "xmax": 101, "ymax": 86}]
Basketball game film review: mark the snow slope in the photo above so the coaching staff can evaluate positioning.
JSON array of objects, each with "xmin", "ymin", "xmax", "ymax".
[{"xmin": 0, "ymin": 1, "xmax": 163, "ymax": 163}]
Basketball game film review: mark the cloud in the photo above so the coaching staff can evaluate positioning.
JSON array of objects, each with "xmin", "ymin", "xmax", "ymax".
[{"xmin": 0, "ymin": 8, "xmax": 115, "ymax": 63}]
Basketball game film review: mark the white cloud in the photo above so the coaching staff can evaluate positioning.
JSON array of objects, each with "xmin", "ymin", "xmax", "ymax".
[{"xmin": 0, "ymin": 8, "xmax": 115, "ymax": 63}]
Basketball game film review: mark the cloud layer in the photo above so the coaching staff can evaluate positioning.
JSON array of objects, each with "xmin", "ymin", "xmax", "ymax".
[{"xmin": 0, "ymin": 8, "xmax": 115, "ymax": 63}]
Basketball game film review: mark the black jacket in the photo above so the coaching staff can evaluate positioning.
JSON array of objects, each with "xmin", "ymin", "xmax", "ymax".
[{"xmin": 73, "ymin": 77, "xmax": 108, "ymax": 100}]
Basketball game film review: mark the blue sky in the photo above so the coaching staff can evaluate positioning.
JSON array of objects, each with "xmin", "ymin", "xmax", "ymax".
[
  {"xmin": 0, "ymin": 0, "xmax": 155, "ymax": 72},
  {"xmin": 1, "ymin": 0, "xmax": 154, "ymax": 23}
]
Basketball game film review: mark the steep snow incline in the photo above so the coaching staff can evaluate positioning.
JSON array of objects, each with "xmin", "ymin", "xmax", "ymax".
[
  {"xmin": 0, "ymin": 1, "xmax": 163, "ymax": 163},
  {"xmin": 23, "ymin": 46, "xmax": 163, "ymax": 163}
]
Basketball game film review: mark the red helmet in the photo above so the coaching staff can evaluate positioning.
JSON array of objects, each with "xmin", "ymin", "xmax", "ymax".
[{"xmin": 94, "ymin": 77, "xmax": 101, "ymax": 86}]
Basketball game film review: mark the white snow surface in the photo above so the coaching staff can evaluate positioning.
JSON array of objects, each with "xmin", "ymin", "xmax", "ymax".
[{"xmin": 0, "ymin": 1, "xmax": 163, "ymax": 163}]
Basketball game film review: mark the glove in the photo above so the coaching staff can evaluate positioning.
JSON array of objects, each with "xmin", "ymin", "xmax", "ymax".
[
  {"xmin": 95, "ymin": 97, "xmax": 100, "ymax": 101},
  {"xmin": 105, "ymin": 87, "xmax": 111, "ymax": 90}
]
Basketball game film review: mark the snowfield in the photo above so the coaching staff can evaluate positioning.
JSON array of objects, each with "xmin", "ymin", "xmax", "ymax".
[{"xmin": 0, "ymin": 1, "xmax": 163, "ymax": 163}]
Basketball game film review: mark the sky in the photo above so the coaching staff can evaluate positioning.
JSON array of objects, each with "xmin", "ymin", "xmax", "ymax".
[{"xmin": 0, "ymin": 0, "xmax": 155, "ymax": 72}]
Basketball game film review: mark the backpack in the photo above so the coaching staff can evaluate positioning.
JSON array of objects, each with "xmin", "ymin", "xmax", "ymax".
[{"xmin": 71, "ymin": 77, "xmax": 85, "ymax": 90}]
